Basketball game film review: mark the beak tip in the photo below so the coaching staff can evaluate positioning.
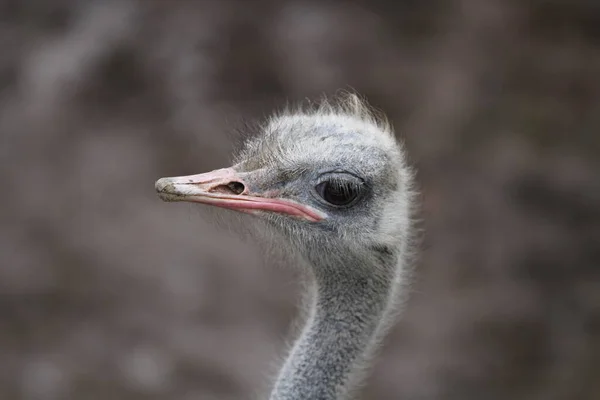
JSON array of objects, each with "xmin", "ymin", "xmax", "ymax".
[
  {"xmin": 155, "ymin": 177, "xmax": 180, "ymax": 202},
  {"xmin": 155, "ymin": 177, "xmax": 169, "ymax": 193}
]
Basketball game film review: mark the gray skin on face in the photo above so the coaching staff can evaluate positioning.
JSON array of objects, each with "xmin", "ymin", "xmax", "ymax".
[{"xmin": 156, "ymin": 96, "xmax": 415, "ymax": 400}]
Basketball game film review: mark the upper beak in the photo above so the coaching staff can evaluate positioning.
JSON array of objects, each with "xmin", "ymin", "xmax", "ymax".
[{"xmin": 155, "ymin": 168, "xmax": 324, "ymax": 222}]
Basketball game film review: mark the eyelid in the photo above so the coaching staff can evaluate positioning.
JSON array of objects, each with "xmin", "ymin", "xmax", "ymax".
[{"xmin": 316, "ymin": 171, "xmax": 365, "ymax": 185}]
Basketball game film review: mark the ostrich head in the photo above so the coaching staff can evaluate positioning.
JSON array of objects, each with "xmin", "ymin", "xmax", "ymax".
[
  {"xmin": 155, "ymin": 94, "xmax": 414, "ymax": 400},
  {"xmin": 156, "ymin": 95, "xmax": 412, "ymax": 277}
]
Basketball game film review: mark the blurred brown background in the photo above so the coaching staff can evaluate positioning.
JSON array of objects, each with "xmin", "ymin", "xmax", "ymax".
[{"xmin": 1, "ymin": 0, "xmax": 598, "ymax": 399}]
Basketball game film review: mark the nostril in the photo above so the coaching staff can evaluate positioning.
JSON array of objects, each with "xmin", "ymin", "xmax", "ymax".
[
  {"xmin": 212, "ymin": 181, "xmax": 246, "ymax": 195},
  {"xmin": 227, "ymin": 181, "xmax": 245, "ymax": 194}
]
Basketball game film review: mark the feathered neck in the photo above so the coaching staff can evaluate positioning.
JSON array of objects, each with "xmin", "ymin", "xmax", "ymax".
[{"xmin": 269, "ymin": 248, "xmax": 401, "ymax": 400}]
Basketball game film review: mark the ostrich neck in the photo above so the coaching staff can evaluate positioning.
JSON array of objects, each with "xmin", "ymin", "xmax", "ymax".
[{"xmin": 269, "ymin": 254, "xmax": 398, "ymax": 400}]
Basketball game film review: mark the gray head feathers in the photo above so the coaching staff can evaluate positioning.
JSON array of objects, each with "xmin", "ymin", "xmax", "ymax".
[{"xmin": 236, "ymin": 94, "xmax": 415, "ymax": 400}]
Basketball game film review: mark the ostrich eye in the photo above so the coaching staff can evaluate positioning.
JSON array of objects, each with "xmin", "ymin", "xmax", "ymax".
[{"xmin": 315, "ymin": 179, "xmax": 361, "ymax": 207}]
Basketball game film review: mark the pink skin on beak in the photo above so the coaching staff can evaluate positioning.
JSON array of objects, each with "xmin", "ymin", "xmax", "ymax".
[{"xmin": 155, "ymin": 168, "xmax": 325, "ymax": 222}]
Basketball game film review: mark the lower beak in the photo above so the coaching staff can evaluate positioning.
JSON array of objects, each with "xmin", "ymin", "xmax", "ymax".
[{"xmin": 155, "ymin": 168, "xmax": 324, "ymax": 222}]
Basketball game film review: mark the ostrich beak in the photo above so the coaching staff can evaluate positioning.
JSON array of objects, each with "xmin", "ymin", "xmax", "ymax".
[{"xmin": 155, "ymin": 168, "xmax": 324, "ymax": 222}]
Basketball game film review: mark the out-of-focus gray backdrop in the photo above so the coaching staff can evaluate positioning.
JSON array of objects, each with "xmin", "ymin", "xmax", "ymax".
[{"xmin": 1, "ymin": 0, "xmax": 598, "ymax": 399}]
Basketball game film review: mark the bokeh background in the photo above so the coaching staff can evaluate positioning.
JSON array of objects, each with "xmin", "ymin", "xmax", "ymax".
[{"xmin": 1, "ymin": 0, "xmax": 598, "ymax": 399}]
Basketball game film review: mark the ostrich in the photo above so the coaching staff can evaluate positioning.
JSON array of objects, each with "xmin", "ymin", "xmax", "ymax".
[{"xmin": 155, "ymin": 94, "xmax": 415, "ymax": 400}]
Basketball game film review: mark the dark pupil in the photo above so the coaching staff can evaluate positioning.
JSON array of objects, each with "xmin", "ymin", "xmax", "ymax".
[{"xmin": 317, "ymin": 180, "xmax": 358, "ymax": 206}]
